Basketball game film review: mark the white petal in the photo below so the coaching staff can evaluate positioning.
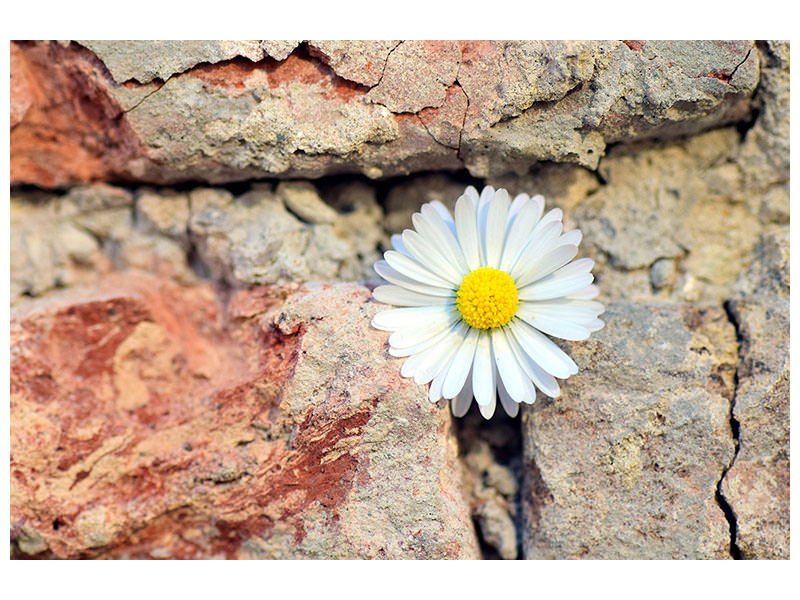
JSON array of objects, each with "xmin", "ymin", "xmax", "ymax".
[
  {"xmin": 516, "ymin": 244, "xmax": 579, "ymax": 288},
  {"xmin": 559, "ymin": 229, "xmax": 582, "ymax": 247},
  {"xmin": 499, "ymin": 199, "xmax": 546, "ymax": 272},
  {"xmin": 583, "ymin": 318, "xmax": 605, "ymax": 332},
  {"xmin": 525, "ymin": 316, "xmax": 591, "ymax": 341},
  {"xmin": 442, "ymin": 327, "xmax": 479, "ymax": 399},
  {"xmin": 391, "ymin": 234, "xmax": 411, "ymax": 257},
  {"xmin": 416, "ymin": 206, "xmax": 469, "ymax": 274},
  {"xmin": 472, "ymin": 332, "xmax": 496, "ymax": 407},
  {"xmin": 568, "ymin": 284, "xmax": 600, "ymax": 300},
  {"xmin": 373, "ymin": 285, "xmax": 454, "ymax": 307},
  {"xmin": 464, "ymin": 185, "xmax": 480, "ymax": 203},
  {"xmin": 507, "ymin": 193, "xmax": 530, "ymax": 222},
  {"xmin": 518, "ymin": 264, "xmax": 594, "ymax": 301},
  {"xmin": 508, "ymin": 319, "xmax": 577, "ymax": 378},
  {"xmin": 451, "ymin": 366, "xmax": 474, "ymax": 417},
  {"xmin": 384, "ymin": 250, "xmax": 454, "ymax": 289},
  {"xmin": 478, "ymin": 185, "xmax": 495, "ymax": 209},
  {"xmin": 491, "ymin": 328, "xmax": 535, "ymax": 404},
  {"xmin": 483, "ymin": 188, "xmax": 510, "ymax": 268},
  {"xmin": 497, "ymin": 375, "xmax": 520, "ymax": 417},
  {"xmin": 539, "ymin": 207, "xmax": 563, "ymax": 227},
  {"xmin": 477, "ymin": 395, "xmax": 497, "ymax": 419},
  {"xmin": 372, "ymin": 305, "xmax": 453, "ymax": 332},
  {"xmin": 429, "ymin": 200, "xmax": 456, "ymax": 230},
  {"xmin": 454, "ymin": 193, "xmax": 482, "ymax": 271},
  {"xmin": 505, "ymin": 325, "xmax": 562, "ymax": 398},
  {"xmin": 429, "ymin": 362, "xmax": 449, "ymax": 402},
  {"xmin": 509, "ymin": 220, "xmax": 563, "ymax": 278},
  {"xmin": 389, "ymin": 318, "xmax": 458, "ymax": 355},
  {"xmin": 520, "ymin": 299, "xmax": 605, "ymax": 322},
  {"xmin": 530, "ymin": 194, "xmax": 545, "ymax": 217},
  {"xmin": 401, "ymin": 229, "xmax": 463, "ymax": 284},
  {"xmin": 374, "ymin": 260, "xmax": 454, "ymax": 298},
  {"xmin": 401, "ymin": 322, "xmax": 466, "ymax": 384}
]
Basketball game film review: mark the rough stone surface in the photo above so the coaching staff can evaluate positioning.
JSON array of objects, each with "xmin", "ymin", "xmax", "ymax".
[
  {"xmin": 277, "ymin": 181, "xmax": 339, "ymax": 224},
  {"xmin": 366, "ymin": 40, "xmax": 460, "ymax": 113},
  {"xmin": 9, "ymin": 39, "xmax": 790, "ymax": 561},
  {"xmin": 10, "ymin": 181, "xmax": 384, "ymax": 307},
  {"xmin": 522, "ymin": 302, "xmax": 737, "ymax": 559},
  {"xmin": 136, "ymin": 188, "xmax": 191, "ymax": 246},
  {"xmin": 10, "ymin": 274, "xmax": 480, "ymax": 559},
  {"xmin": 187, "ymin": 184, "xmax": 376, "ymax": 286},
  {"xmin": 77, "ymin": 40, "xmax": 301, "ymax": 83},
  {"xmin": 721, "ymin": 296, "xmax": 789, "ymax": 559},
  {"xmin": 462, "ymin": 440, "xmax": 519, "ymax": 559},
  {"xmin": 492, "ymin": 126, "xmax": 782, "ymax": 307},
  {"xmin": 308, "ymin": 40, "xmax": 400, "ymax": 87},
  {"xmin": 11, "ymin": 40, "xmax": 760, "ymax": 186}
]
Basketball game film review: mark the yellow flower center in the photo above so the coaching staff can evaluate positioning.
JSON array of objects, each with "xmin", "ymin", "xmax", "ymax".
[{"xmin": 456, "ymin": 267, "xmax": 519, "ymax": 330}]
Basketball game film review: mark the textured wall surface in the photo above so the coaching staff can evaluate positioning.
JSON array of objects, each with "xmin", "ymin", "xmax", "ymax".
[{"xmin": 10, "ymin": 40, "xmax": 789, "ymax": 560}]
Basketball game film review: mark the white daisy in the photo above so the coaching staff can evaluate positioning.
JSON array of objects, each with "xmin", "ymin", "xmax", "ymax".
[{"xmin": 371, "ymin": 185, "xmax": 604, "ymax": 419}]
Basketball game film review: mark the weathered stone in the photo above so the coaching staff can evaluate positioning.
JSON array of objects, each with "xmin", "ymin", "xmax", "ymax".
[
  {"xmin": 738, "ymin": 41, "xmax": 789, "ymax": 196},
  {"xmin": 322, "ymin": 181, "xmax": 386, "ymax": 280},
  {"xmin": 10, "ymin": 274, "xmax": 480, "ymax": 559},
  {"xmin": 650, "ymin": 258, "xmax": 677, "ymax": 290},
  {"xmin": 522, "ymin": 302, "xmax": 737, "ymax": 559},
  {"xmin": 78, "ymin": 40, "xmax": 300, "ymax": 84},
  {"xmin": 277, "ymin": 181, "xmax": 339, "ymax": 224},
  {"xmin": 721, "ymin": 296, "xmax": 789, "ymax": 559},
  {"xmin": 136, "ymin": 188, "xmax": 191, "ymax": 245},
  {"xmin": 734, "ymin": 226, "xmax": 790, "ymax": 298},
  {"xmin": 461, "ymin": 439, "xmax": 519, "ymax": 560},
  {"xmin": 11, "ymin": 40, "xmax": 761, "ymax": 186},
  {"xmin": 10, "ymin": 42, "xmax": 141, "ymax": 188},
  {"xmin": 571, "ymin": 129, "xmax": 762, "ymax": 304},
  {"xmin": 11, "ymin": 194, "xmax": 108, "ymax": 302},
  {"xmin": 10, "ymin": 185, "xmax": 199, "ymax": 305},
  {"xmin": 367, "ymin": 40, "xmax": 460, "ymax": 113},
  {"xmin": 308, "ymin": 40, "xmax": 400, "ymax": 87},
  {"xmin": 418, "ymin": 84, "xmax": 469, "ymax": 149},
  {"xmin": 187, "ymin": 185, "xmax": 373, "ymax": 285},
  {"xmin": 460, "ymin": 40, "xmax": 758, "ymax": 176}
]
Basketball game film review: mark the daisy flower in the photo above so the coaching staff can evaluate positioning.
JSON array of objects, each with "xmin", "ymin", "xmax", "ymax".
[{"xmin": 371, "ymin": 185, "xmax": 604, "ymax": 419}]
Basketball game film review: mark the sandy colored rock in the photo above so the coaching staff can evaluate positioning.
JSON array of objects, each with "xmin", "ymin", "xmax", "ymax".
[
  {"xmin": 136, "ymin": 188, "xmax": 191, "ymax": 245},
  {"xmin": 459, "ymin": 40, "xmax": 758, "ymax": 176},
  {"xmin": 11, "ymin": 40, "xmax": 761, "ymax": 186},
  {"xmin": 11, "ymin": 193, "xmax": 108, "ymax": 301},
  {"xmin": 277, "ymin": 181, "xmax": 339, "ymax": 224},
  {"xmin": 367, "ymin": 40, "xmax": 460, "ymax": 113},
  {"xmin": 721, "ymin": 296, "xmax": 789, "ymax": 559},
  {"xmin": 187, "ymin": 185, "xmax": 374, "ymax": 285},
  {"xmin": 308, "ymin": 40, "xmax": 399, "ymax": 87},
  {"xmin": 10, "ymin": 273, "xmax": 480, "ymax": 559},
  {"xmin": 522, "ymin": 302, "xmax": 737, "ymax": 559},
  {"xmin": 78, "ymin": 40, "xmax": 300, "ymax": 84}
]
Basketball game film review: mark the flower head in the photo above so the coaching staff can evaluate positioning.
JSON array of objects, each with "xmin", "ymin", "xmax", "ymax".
[{"xmin": 371, "ymin": 185, "xmax": 604, "ymax": 419}]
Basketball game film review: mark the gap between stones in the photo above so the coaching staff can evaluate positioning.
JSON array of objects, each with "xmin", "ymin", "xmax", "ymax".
[{"xmin": 717, "ymin": 300, "xmax": 743, "ymax": 559}]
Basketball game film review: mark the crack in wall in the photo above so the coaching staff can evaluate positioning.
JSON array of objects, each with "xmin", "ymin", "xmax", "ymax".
[
  {"xmin": 716, "ymin": 299, "xmax": 743, "ymax": 559},
  {"xmin": 123, "ymin": 78, "xmax": 171, "ymax": 114},
  {"xmin": 370, "ymin": 40, "xmax": 403, "ymax": 92}
]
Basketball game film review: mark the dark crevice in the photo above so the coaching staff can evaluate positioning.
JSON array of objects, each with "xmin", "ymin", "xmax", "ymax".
[
  {"xmin": 122, "ymin": 79, "xmax": 170, "ymax": 113},
  {"xmin": 717, "ymin": 300, "xmax": 743, "ymax": 559},
  {"xmin": 370, "ymin": 40, "xmax": 403, "ymax": 91},
  {"xmin": 415, "ymin": 113, "xmax": 460, "ymax": 152},
  {"xmin": 453, "ymin": 403, "xmax": 524, "ymax": 560}
]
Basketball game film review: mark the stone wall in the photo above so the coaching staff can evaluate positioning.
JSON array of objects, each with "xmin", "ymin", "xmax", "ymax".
[{"xmin": 10, "ymin": 40, "xmax": 789, "ymax": 559}]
